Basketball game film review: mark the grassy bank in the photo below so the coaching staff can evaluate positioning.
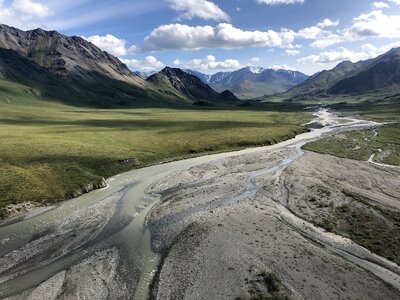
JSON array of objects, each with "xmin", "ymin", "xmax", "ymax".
[
  {"xmin": 303, "ymin": 124, "xmax": 400, "ymax": 165},
  {"xmin": 0, "ymin": 92, "xmax": 310, "ymax": 214}
]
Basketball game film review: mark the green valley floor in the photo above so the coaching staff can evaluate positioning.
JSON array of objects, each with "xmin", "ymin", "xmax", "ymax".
[{"xmin": 0, "ymin": 82, "xmax": 310, "ymax": 215}]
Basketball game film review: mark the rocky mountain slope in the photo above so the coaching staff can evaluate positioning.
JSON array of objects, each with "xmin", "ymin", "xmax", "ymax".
[
  {"xmin": 0, "ymin": 24, "xmax": 188, "ymax": 107},
  {"xmin": 147, "ymin": 67, "xmax": 239, "ymax": 104},
  {"xmin": 277, "ymin": 47, "xmax": 400, "ymax": 101},
  {"xmin": 184, "ymin": 66, "xmax": 308, "ymax": 99},
  {"xmin": 0, "ymin": 24, "xmax": 145, "ymax": 87},
  {"xmin": 329, "ymin": 48, "xmax": 400, "ymax": 94}
]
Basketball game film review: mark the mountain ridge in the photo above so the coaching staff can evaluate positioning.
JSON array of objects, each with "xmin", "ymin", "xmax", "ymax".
[
  {"xmin": 146, "ymin": 67, "xmax": 240, "ymax": 105},
  {"xmin": 0, "ymin": 24, "xmax": 146, "ymax": 87},
  {"xmin": 273, "ymin": 47, "xmax": 400, "ymax": 101},
  {"xmin": 184, "ymin": 66, "xmax": 309, "ymax": 98}
]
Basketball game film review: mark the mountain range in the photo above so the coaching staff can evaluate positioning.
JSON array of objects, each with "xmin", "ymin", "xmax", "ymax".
[
  {"xmin": 0, "ymin": 24, "xmax": 239, "ymax": 107},
  {"xmin": 0, "ymin": 24, "xmax": 399, "ymax": 107},
  {"xmin": 275, "ymin": 47, "xmax": 400, "ymax": 101},
  {"xmin": 184, "ymin": 67, "xmax": 309, "ymax": 99}
]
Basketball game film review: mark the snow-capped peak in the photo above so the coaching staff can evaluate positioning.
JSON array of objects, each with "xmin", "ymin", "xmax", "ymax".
[{"xmin": 247, "ymin": 66, "xmax": 265, "ymax": 74}]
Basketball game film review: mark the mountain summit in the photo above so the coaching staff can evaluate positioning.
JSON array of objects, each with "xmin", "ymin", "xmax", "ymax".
[{"xmin": 184, "ymin": 66, "xmax": 308, "ymax": 99}]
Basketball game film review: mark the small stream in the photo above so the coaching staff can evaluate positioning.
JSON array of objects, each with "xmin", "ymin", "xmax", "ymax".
[{"xmin": 0, "ymin": 109, "xmax": 389, "ymax": 299}]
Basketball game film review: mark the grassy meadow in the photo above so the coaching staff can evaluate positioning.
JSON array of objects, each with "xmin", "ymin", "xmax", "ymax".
[{"xmin": 0, "ymin": 80, "xmax": 311, "ymax": 214}]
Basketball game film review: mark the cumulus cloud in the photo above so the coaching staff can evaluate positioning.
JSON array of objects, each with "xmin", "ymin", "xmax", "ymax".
[
  {"xmin": 286, "ymin": 49, "xmax": 300, "ymax": 56},
  {"xmin": 347, "ymin": 10, "xmax": 400, "ymax": 39},
  {"xmin": 269, "ymin": 64, "xmax": 297, "ymax": 71},
  {"xmin": 83, "ymin": 34, "xmax": 137, "ymax": 56},
  {"xmin": 0, "ymin": 0, "xmax": 53, "ymax": 29},
  {"xmin": 256, "ymin": 0, "xmax": 304, "ymax": 5},
  {"xmin": 297, "ymin": 19, "xmax": 339, "ymax": 45},
  {"xmin": 300, "ymin": 10, "xmax": 400, "ymax": 48},
  {"xmin": 120, "ymin": 56, "xmax": 164, "ymax": 71},
  {"xmin": 12, "ymin": 0, "xmax": 52, "ymax": 18},
  {"xmin": 317, "ymin": 18, "xmax": 339, "ymax": 28},
  {"xmin": 175, "ymin": 55, "xmax": 241, "ymax": 70},
  {"xmin": 298, "ymin": 41, "xmax": 400, "ymax": 64},
  {"xmin": 250, "ymin": 57, "xmax": 260, "ymax": 63},
  {"xmin": 167, "ymin": 0, "xmax": 229, "ymax": 21},
  {"xmin": 142, "ymin": 23, "xmax": 295, "ymax": 51},
  {"xmin": 297, "ymin": 26, "xmax": 327, "ymax": 40},
  {"xmin": 373, "ymin": 1, "xmax": 390, "ymax": 8}
]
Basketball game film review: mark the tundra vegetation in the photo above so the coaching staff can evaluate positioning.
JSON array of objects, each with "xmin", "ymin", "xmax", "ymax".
[{"xmin": 0, "ymin": 79, "xmax": 310, "ymax": 214}]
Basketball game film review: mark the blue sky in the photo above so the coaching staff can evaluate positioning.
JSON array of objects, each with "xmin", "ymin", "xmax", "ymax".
[{"xmin": 1, "ymin": 0, "xmax": 400, "ymax": 74}]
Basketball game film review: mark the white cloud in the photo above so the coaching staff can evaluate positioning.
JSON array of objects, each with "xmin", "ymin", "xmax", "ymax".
[
  {"xmin": 309, "ymin": 35, "xmax": 342, "ymax": 49},
  {"xmin": 120, "ymin": 56, "xmax": 164, "ymax": 72},
  {"xmin": 298, "ymin": 41, "xmax": 400, "ymax": 64},
  {"xmin": 373, "ymin": 1, "xmax": 390, "ymax": 8},
  {"xmin": 12, "ymin": 0, "xmax": 52, "ymax": 18},
  {"xmin": 236, "ymin": 7, "xmax": 241, "ymax": 11},
  {"xmin": 0, "ymin": 0, "xmax": 52, "ymax": 29},
  {"xmin": 297, "ymin": 19, "xmax": 339, "ymax": 45},
  {"xmin": 388, "ymin": 0, "xmax": 400, "ymax": 4},
  {"xmin": 317, "ymin": 18, "xmax": 339, "ymax": 28},
  {"xmin": 256, "ymin": 0, "xmax": 304, "ymax": 5},
  {"xmin": 347, "ymin": 10, "xmax": 400, "ymax": 39},
  {"xmin": 177, "ymin": 55, "xmax": 241, "ymax": 70},
  {"xmin": 302, "ymin": 10, "xmax": 400, "ymax": 48},
  {"xmin": 297, "ymin": 26, "xmax": 327, "ymax": 40},
  {"xmin": 142, "ymin": 23, "xmax": 295, "ymax": 51},
  {"xmin": 286, "ymin": 49, "xmax": 300, "ymax": 56},
  {"xmin": 269, "ymin": 64, "xmax": 297, "ymax": 71},
  {"xmin": 167, "ymin": 0, "xmax": 229, "ymax": 21},
  {"xmin": 173, "ymin": 59, "xmax": 181, "ymax": 65},
  {"xmin": 83, "ymin": 34, "xmax": 137, "ymax": 56},
  {"xmin": 250, "ymin": 57, "xmax": 260, "ymax": 63}
]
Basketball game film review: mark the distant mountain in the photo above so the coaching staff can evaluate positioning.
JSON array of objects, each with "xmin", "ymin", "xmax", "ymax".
[
  {"xmin": 278, "ymin": 47, "xmax": 400, "ymax": 101},
  {"xmin": 147, "ymin": 67, "xmax": 239, "ymax": 105},
  {"xmin": 133, "ymin": 71, "xmax": 157, "ymax": 79},
  {"xmin": 184, "ymin": 66, "xmax": 309, "ymax": 99}
]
